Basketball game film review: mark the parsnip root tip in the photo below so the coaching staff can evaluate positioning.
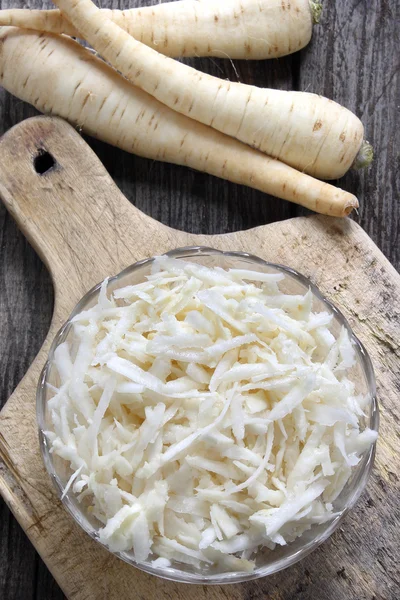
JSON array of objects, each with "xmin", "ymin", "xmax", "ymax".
[
  {"xmin": 309, "ymin": 0, "xmax": 323, "ymax": 24},
  {"xmin": 344, "ymin": 196, "xmax": 359, "ymax": 217},
  {"xmin": 352, "ymin": 140, "xmax": 374, "ymax": 170}
]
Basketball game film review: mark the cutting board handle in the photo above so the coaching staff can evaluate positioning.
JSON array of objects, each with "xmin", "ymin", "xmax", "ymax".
[{"xmin": 0, "ymin": 116, "xmax": 175, "ymax": 300}]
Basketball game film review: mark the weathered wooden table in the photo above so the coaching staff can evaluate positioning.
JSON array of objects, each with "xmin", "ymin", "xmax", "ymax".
[{"xmin": 0, "ymin": 1, "xmax": 398, "ymax": 599}]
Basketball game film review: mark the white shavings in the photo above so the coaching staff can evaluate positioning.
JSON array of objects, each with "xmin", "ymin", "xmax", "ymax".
[
  {"xmin": 210, "ymin": 504, "xmax": 240, "ymax": 539},
  {"xmin": 226, "ymin": 425, "xmax": 274, "ymax": 495},
  {"xmin": 345, "ymin": 428, "xmax": 378, "ymax": 454},
  {"xmin": 251, "ymin": 303, "xmax": 315, "ymax": 346},
  {"xmin": 267, "ymin": 375, "xmax": 316, "ymax": 422},
  {"xmin": 250, "ymin": 480, "xmax": 328, "ymax": 536},
  {"xmin": 334, "ymin": 422, "xmax": 360, "ymax": 466},
  {"xmin": 53, "ymin": 343, "xmax": 73, "ymax": 385},
  {"xmin": 228, "ymin": 269, "xmax": 285, "ymax": 283},
  {"xmin": 151, "ymin": 556, "xmax": 171, "ymax": 568},
  {"xmin": 186, "ymin": 455, "xmax": 241, "ymax": 480},
  {"xmin": 223, "ymin": 445, "xmax": 262, "ymax": 466},
  {"xmin": 98, "ymin": 503, "xmax": 142, "ymax": 549},
  {"xmin": 131, "ymin": 512, "xmax": 152, "ymax": 562},
  {"xmin": 230, "ymin": 394, "xmax": 245, "ymax": 441},
  {"xmin": 199, "ymin": 525, "xmax": 217, "ymax": 549},
  {"xmin": 212, "ymin": 532, "xmax": 262, "ymax": 554},
  {"xmin": 156, "ymin": 537, "xmax": 213, "ymax": 564},
  {"xmin": 196, "ymin": 289, "xmax": 248, "ymax": 334},
  {"xmin": 209, "ymin": 349, "xmax": 238, "ymax": 393},
  {"xmin": 47, "ymin": 256, "xmax": 376, "ymax": 572},
  {"xmin": 186, "ymin": 363, "xmax": 211, "ymax": 385},
  {"xmin": 206, "ymin": 333, "xmax": 258, "ymax": 357},
  {"xmin": 306, "ymin": 312, "xmax": 333, "ymax": 331},
  {"xmin": 308, "ymin": 405, "xmax": 358, "ymax": 428},
  {"xmin": 86, "ymin": 377, "xmax": 116, "ymax": 457},
  {"xmin": 220, "ymin": 363, "xmax": 272, "ymax": 383},
  {"xmin": 148, "ymin": 332, "xmax": 212, "ymax": 351},
  {"xmin": 116, "ymin": 381, "xmax": 145, "ymax": 394},
  {"xmin": 61, "ymin": 464, "xmax": 84, "ymax": 500},
  {"xmin": 185, "ymin": 310, "xmax": 216, "ymax": 337},
  {"xmin": 160, "ymin": 390, "xmax": 233, "ymax": 466},
  {"xmin": 99, "ymin": 278, "xmax": 114, "ymax": 309}
]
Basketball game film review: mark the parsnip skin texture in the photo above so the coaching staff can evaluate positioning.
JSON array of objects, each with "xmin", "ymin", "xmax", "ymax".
[
  {"xmin": 0, "ymin": 28, "xmax": 358, "ymax": 217},
  {"xmin": 0, "ymin": 0, "xmax": 313, "ymax": 60},
  {"xmin": 52, "ymin": 0, "xmax": 364, "ymax": 181}
]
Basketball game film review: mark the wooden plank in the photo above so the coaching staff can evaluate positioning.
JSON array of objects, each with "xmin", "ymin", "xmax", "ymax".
[
  {"xmin": 0, "ymin": 501, "xmax": 37, "ymax": 600},
  {"xmin": 0, "ymin": 116, "xmax": 398, "ymax": 600},
  {"xmin": 297, "ymin": 0, "xmax": 400, "ymax": 269},
  {"xmin": 35, "ymin": 557, "xmax": 66, "ymax": 600},
  {"xmin": 0, "ymin": 197, "xmax": 54, "ymax": 600}
]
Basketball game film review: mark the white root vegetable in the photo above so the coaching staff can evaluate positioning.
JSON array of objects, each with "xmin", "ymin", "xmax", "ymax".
[
  {"xmin": 0, "ymin": 28, "xmax": 358, "ymax": 217},
  {"xmin": 52, "ymin": 0, "xmax": 371, "ymax": 180},
  {"xmin": 0, "ymin": 0, "xmax": 320, "ymax": 59}
]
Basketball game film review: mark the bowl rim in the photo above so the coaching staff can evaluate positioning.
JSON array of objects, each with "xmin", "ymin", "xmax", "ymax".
[{"xmin": 37, "ymin": 246, "xmax": 379, "ymax": 584}]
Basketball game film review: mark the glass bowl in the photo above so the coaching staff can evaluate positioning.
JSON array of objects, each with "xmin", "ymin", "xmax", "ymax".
[{"xmin": 37, "ymin": 247, "xmax": 379, "ymax": 584}]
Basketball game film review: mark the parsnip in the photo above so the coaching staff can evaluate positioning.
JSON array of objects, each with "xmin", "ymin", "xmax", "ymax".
[
  {"xmin": 0, "ymin": 28, "xmax": 357, "ymax": 217},
  {"xmin": 52, "ymin": 0, "xmax": 370, "ymax": 181},
  {"xmin": 0, "ymin": 0, "xmax": 320, "ymax": 60}
]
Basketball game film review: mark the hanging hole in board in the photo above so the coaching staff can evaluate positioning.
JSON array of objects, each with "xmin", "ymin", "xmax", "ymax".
[{"xmin": 34, "ymin": 149, "xmax": 56, "ymax": 175}]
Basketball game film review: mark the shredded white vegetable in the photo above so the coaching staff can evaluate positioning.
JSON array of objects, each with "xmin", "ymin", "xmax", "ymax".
[{"xmin": 47, "ymin": 257, "xmax": 377, "ymax": 572}]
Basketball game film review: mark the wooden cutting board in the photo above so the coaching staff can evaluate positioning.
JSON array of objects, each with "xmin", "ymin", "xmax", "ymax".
[{"xmin": 0, "ymin": 117, "xmax": 399, "ymax": 600}]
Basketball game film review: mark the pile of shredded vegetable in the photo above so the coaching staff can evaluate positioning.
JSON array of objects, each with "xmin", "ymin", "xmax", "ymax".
[{"xmin": 46, "ymin": 256, "xmax": 377, "ymax": 572}]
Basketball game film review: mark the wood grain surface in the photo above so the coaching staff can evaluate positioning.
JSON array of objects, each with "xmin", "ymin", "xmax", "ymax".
[
  {"xmin": 0, "ymin": 116, "xmax": 399, "ymax": 600},
  {"xmin": 0, "ymin": 1, "xmax": 399, "ymax": 599}
]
